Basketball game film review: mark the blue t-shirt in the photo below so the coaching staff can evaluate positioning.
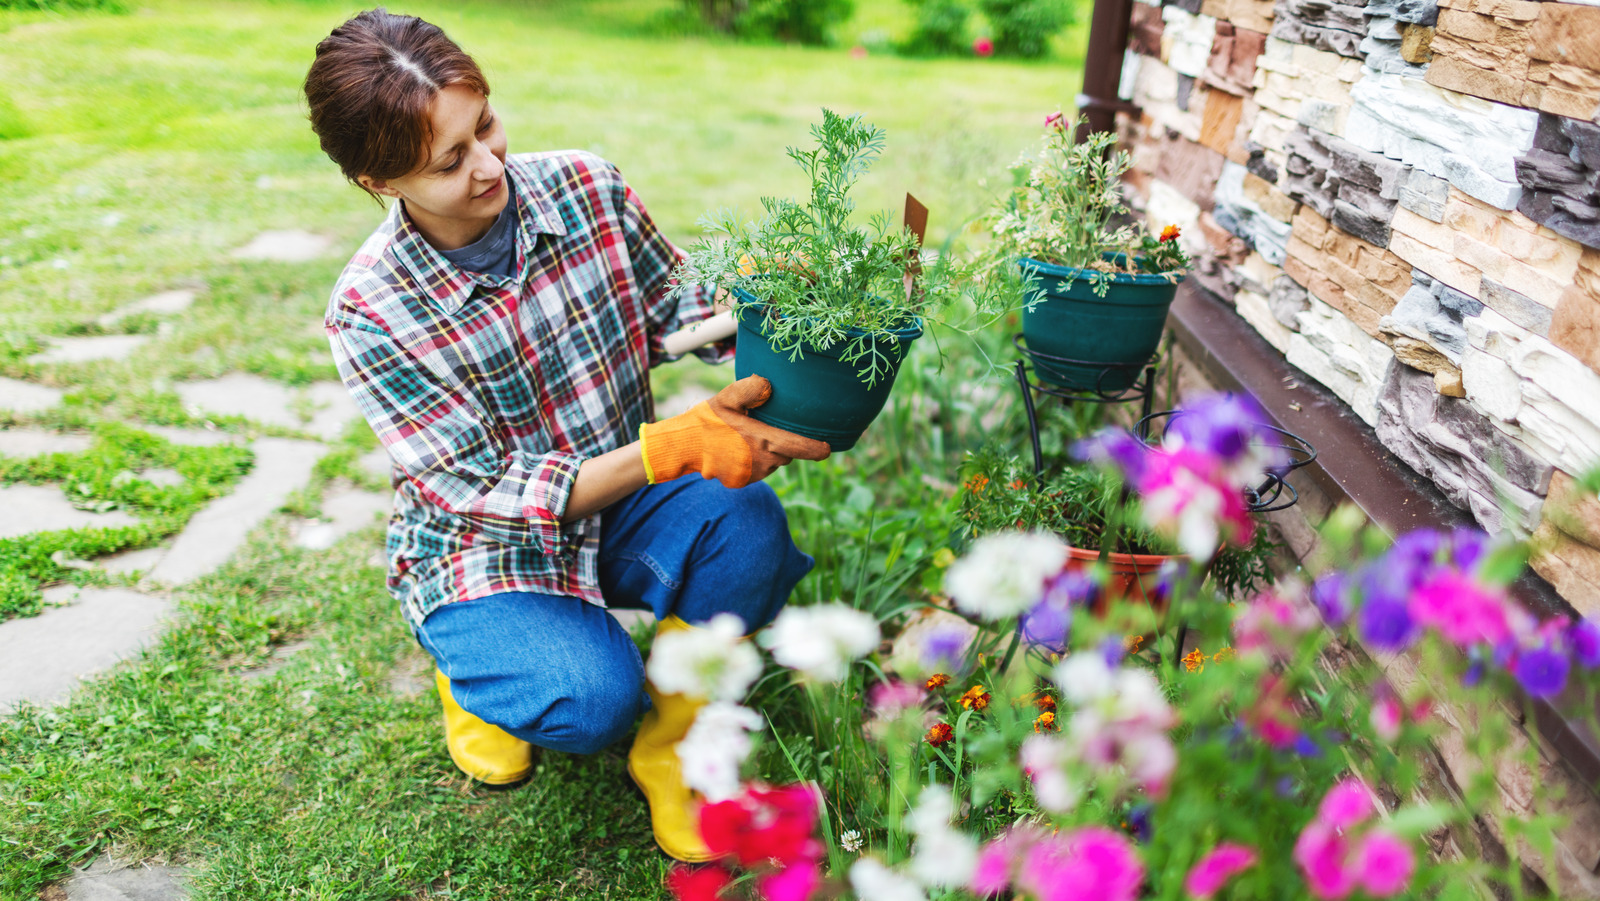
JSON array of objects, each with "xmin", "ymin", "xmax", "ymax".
[{"xmin": 437, "ymin": 201, "xmax": 518, "ymax": 278}]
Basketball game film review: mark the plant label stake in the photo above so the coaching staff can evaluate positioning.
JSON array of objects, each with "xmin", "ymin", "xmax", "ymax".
[{"xmin": 903, "ymin": 192, "xmax": 927, "ymax": 303}]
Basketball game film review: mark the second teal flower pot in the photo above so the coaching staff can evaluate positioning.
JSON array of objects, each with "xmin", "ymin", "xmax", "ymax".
[
  {"xmin": 1018, "ymin": 256, "xmax": 1181, "ymax": 392},
  {"xmin": 732, "ymin": 301, "xmax": 923, "ymax": 453}
]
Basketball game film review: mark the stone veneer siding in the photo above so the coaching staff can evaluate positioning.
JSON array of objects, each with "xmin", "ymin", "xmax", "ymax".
[{"xmin": 1113, "ymin": 0, "xmax": 1600, "ymax": 889}]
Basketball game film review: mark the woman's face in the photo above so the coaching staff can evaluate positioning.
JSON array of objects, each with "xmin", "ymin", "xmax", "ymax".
[{"xmin": 360, "ymin": 84, "xmax": 508, "ymax": 249}]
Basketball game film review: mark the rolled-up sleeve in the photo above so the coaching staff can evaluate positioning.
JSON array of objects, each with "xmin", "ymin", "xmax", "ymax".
[
  {"xmin": 614, "ymin": 174, "xmax": 735, "ymax": 368},
  {"xmin": 328, "ymin": 312, "xmax": 585, "ymax": 555}
]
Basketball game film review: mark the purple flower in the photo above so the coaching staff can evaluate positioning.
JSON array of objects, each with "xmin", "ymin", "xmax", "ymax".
[
  {"xmin": 1043, "ymin": 569, "xmax": 1097, "ymax": 608},
  {"xmin": 1100, "ymin": 636, "xmax": 1127, "ymax": 668},
  {"xmin": 1450, "ymin": 527, "xmax": 1491, "ymax": 572},
  {"xmin": 1463, "ymin": 650, "xmax": 1486, "ymax": 687},
  {"xmin": 1275, "ymin": 776, "xmax": 1298, "ymax": 799},
  {"xmin": 1021, "ymin": 601, "xmax": 1072, "ymax": 652},
  {"xmin": 921, "ymin": 626, "xmax": 968, "ymax": 673},
  {"xmin": 1072, "ymin": 429, "xmax": 1149, "ymax": 482},
  {"xmin": 1311, "ymin": 572, "xmax": 1349, "ymax": 626},
  {"xmin": 1359, "ymin": 594, "xmax": 1418, "ymax": 652},
  {"xmin": 1571, "ymin": 618, "xmax": 1600, "ymax": 668},
  {"xmin": 1124, "ymin": 804, "xmax": 1153, "ymax": 843},
  {"xmin": 1293, "ymin": 734, "xmax": 1323, "ymax": 757},
  {"xmin": 1514, "ymin": 643, "xmax": 1571, "ymax": 698},
  {"xmin": 1166, "ymin": 394, "xmax": 1270, "ymax": 464},
  {"xmin": 1379, "ymin": 530, "xmax": 1445, "ymax": 594}
]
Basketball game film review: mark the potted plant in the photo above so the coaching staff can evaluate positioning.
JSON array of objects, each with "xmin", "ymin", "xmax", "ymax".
[
  {"xmin": 987, "ymin": 113, "xmax": 1190, "ymax": 391},
  {"xmin": 669, "ymin": 110, "xmax": 1003, "ymax": 451}
]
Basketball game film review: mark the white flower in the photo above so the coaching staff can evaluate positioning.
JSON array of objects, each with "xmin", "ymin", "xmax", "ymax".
[
  {"xmin": 1019, "ymin": 733, "xmax": 1081, "ymax": 813},
  {"xmin": 676, "ymin": 701, "xmax": 763, "ymax": 802},
  {"xmin": 1053, "ymin": 651, "xmax": 1115, "ymax": 705},
  {"xmin": 907, "ymin": 786, "xmax": 977, "ymax": 887},
  {"xmin": 841, "ymin": 829, "xmax": 864, "ymax": 852},
  {"xmin": 759, "ymin": 603, "xmax": 880, "ymax": 682},
  {"xmin": 849, "ymin": 858, "xmax": 927, "ymax": 901},
  {"xmin": 943, "ymin": 531, "xmax": 1068, "ymax": 621},
  {"xmin": 645, "ymin": 613, "xmax": 762, "ymax": 702}
]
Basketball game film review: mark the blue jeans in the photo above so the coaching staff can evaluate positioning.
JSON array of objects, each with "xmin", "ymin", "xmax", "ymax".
[{"xmin": 415, "ymin": 476, "xmax": 812, "ymax": 755}]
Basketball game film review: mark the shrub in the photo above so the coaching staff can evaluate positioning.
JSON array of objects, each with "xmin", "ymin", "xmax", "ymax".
[
  {"xmin": 900, "ymin": 0, "xmax": 973, "ymax": 56},
  {"xmin": 976, "ymin": 0, "xmax": 1073, "ymax": 58},
  {"xmin": 680, "ymin": 0, "xmax": 854, "ymax": 45}
]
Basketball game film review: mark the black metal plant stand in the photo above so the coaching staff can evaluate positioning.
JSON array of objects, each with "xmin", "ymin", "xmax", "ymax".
[{"xmin": 1013, "ymin": 334, "xmax": 1160, "ymax": 478}]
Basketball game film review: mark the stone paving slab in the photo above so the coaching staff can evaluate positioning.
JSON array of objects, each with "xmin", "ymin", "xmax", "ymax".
[
  {"xmin": 62, "ymin": 855, "xmax": 188, "ymax": 901},
  {"xmin": 293, "ymin": 487, "xmax": 390, "ymax": 550},
  {"xmin": 175, "ymin": 374, "xmax": 361, "ymax": 441},
  {"xmin": 146, "ymin": 438, "xmax": 325, "ymax": 585},
  {"xmin": 0, "ymin": 484, "xmax": 139, "ymax": 539},
  {"xmin": 98, "ymin": 546, "xmax": 167, "ymax": 577},
  {"xmin": 0, "ymin": 428, "xmax": 92, "ymax": 457},
  {"xmin": 97, "ymin": 289, "xmax": 197, "ymax": 328},
  {"xmin": 0, "ymin": 587, "xmax": 173, "ymax": 711},
  {"xmin": 358, "ymin": 448, "xmax": 392, "ymax": 481},
  {"xmin": 140, "ymin": 426, "xmax": 243, "ymax": 447},
  {"xmin": 28, "ymin": 335, "xmax": 150, "ymax": 365},
  {"xmin": 230, "ymin": 229, "xmax": 333, "ymax": 263},
  {"xmin": 0, "ymin": 376, "xmax": 63, "ymax": 414}
]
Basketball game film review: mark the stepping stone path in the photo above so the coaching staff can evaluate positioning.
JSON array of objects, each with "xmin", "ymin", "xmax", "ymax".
[
  {"xmin": 293, "ymin": 486, "xmax": 390, "ymax": 550},
  {"xmin": 0, "ymin": 428, "xmax": 92, "ymax": 457},
  {"xmin": 230, "ymin": 229, "xmax": 333, "ymax": 263},
  {"xmin": 175, "ymin": 374, "xmax": 361, "ymax": 441},
  {"xmin": 56, "ymin": 854, "xmax": 188, "ymax": 901},
  {"xmin": 0, "ymin": 376, "xmax": 63, "ymax": 414},
  {"xmin": 28, "ymin": 335, "xmax": 150, "ymax": 366},
  {"xmin": 96, "ymin": 288, "xmax": 197, "ymax": 329},
  {"xmin": 0, "ymin": 484, "xmax": 139, "ymax": 539},
  {"xmin": 0, "ymin": 435, "xmax": 327, "ymax": 711}
]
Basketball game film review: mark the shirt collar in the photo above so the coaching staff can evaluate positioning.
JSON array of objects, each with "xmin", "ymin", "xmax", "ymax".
[{"xmin": 389, "ymin": 157, "xmax": 570, "ymax": 315}]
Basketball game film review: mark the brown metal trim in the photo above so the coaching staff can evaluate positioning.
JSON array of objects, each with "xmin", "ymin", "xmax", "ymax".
[
  {"xmin": 1167, "ymin": 280, "xmax": 1600, "ymax": 784},
  {"xmin": 1078, "ymin": 0, "xmax": 1137, "ymax": 139}
]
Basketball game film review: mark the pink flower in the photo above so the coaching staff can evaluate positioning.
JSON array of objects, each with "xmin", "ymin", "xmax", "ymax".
[
  {"xmin": 1248, "ymin": 675, "xmax": 1301, "ymax": 749},
  {"xmin": 1018, "ymin": 827, "xmax": 1143, "ymax": 901},
  {"xmin": 1045, "ymin": 111, "xmax": 1066, "ymax": 129},
  {"xmin": 1371, "ymin": 694, "xmax": 1403, "ymax": 742},
  {"xmin": 969, "ymin": 826, "xmax": 1046, "ymax": 896},
  {"xmin": 758, "ymin": 860, "xmax": 820, "ymax": 901},
  {"xmin": 867, "ymin": 678, "xmax": 927, "ymax": 716},
  {"xmin": 1234, "ymin": 589, "xmax": 1319, "ymax": 661},
  {"xmin": 973, "ymin": 36, "xmax": 994, "ymax": 56},
  {"xmin": 1294, "ymin": 822, "xmax": 1359, "ymax": 900},
  {"xmin": 1185, "ymin": 843, "xmax": 1258, "ymax": 899},
  {"xmin": 1353, "ymin": 831, "xmax": 1415, "ymax": 897},
  {"xmin": 1409, "ymin": 571, "xmax": 1513, "ymax": 648},
  {"xmin": 1137, "ymin": 447, "xmax": 1254, "ymax": 562},
  {"xmin": 1317, "ymin": 779, "xmax": 1375, "ymax": 832},
  {"xmin": 850, "ymin": 44, "xmax": 868, "ymax": 59}
]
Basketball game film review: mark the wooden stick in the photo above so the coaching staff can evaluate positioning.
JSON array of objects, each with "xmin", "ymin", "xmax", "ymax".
[{"xmin": 661, "ymin": 310, "xmax": 737, "ymax": 356}]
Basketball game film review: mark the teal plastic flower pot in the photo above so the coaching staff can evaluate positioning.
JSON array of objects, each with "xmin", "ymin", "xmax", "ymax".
[
  {"xmin": 1018, "ymin": 256, "xmax": 1181, "ymax": 391},
  {"xmin": 731, "ymin": 300, "xmax": 923, "ymax": 453}
]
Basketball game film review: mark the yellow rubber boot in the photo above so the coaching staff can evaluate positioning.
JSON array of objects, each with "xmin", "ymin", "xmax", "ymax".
[
  {"xmin": 435, "ymin": 669, "xmax": 533, "ymax": 789},
  {"xmin": 629, "ymin": 616, "xmax": 715, "ymax": 862}
]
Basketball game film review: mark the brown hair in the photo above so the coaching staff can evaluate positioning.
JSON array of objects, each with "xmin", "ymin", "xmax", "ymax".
[{"xmin": 304, "ymin": 9, "xmax": 490, "ymax": 199}]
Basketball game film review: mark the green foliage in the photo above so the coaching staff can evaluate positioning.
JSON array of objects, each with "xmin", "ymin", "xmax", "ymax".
[
  {"xmin": 681, "ymin": 0, "xmax": 854, "ymax": 43},
  {"xmin": 672, "ymin": 110, "xmax": 1012, "ymax": 386},
  {"xmin": 0, "ymin": 0, "xmax": 123, "ymax": 10},
  {"xmin": 900, "ymin": 0, "xmax": 973, "ymax": 56},
  {"xmin": 0, "ymin": 423, "xmax": 253, "ymax": 619},
  {"xmin": 976, "ymin": 0, "xmax": 1074, "ymax": 57},
  {"xmin": 987, "ymin": 117, "xmax": 1190, "ymax": 297}
]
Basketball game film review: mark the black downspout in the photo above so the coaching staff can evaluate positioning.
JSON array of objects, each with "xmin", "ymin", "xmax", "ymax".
[{"xmin": 1076, "ymin": 0, "xmax": 1141, "ymax": 142}]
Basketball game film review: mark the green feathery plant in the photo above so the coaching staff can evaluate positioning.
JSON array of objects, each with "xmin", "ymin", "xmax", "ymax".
[
  {"xmin": 987, "ymin": 114, "xmax": 1190, "ymax": 297},
  {"xmin": 670, "ymin": 109, "xmax": 1009, "ymax": 387}
]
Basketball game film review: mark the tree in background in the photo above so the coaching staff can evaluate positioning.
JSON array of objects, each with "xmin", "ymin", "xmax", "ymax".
[
  {"xmin": 977, "ymin": 0, "xmax": 1073, "ymax": 57},
  {"xmin": 900, "ymin": 0, "xmax": 972, "ymax": 56},
  {"xmin": 681, "ymin": 0, "xmax": 854, "ymax": 44}
]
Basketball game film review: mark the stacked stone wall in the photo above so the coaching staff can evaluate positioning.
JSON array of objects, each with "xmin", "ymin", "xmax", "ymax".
[{"xmin": 1116, "ymin": 0, "xmax": 1600, "ymax": 887}]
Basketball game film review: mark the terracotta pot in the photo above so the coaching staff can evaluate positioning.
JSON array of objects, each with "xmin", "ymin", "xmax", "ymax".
[{"xmin": 1064, "ymin": 545, "xmax": 1182, "ymax": 618}]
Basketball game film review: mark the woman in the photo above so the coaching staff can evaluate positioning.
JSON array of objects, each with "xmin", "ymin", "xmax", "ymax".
[{"xmin": 303, "ymin": 9, "xmax": 830, "ymax": 861}]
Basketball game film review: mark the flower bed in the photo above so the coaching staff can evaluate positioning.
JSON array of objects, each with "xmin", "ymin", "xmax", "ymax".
[{"xmin": 650, "ymin": 392, "xmax": 1600, "ymax": 901}]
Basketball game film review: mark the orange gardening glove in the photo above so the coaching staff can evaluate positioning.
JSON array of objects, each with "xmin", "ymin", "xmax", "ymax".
[{"xmin": 640, "ymin": 375, "xmax": 831, "ymax": 489}]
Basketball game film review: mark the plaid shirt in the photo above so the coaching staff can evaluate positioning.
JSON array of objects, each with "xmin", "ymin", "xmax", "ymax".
[{"xmin": 326, "ymin": 151, "xmax": 731, "ymax": 629}]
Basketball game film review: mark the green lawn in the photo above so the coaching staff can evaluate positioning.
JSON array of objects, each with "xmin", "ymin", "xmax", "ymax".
[{"xmin": 0, "ymin": 0, "xmax": 1083, "ymax": 896}]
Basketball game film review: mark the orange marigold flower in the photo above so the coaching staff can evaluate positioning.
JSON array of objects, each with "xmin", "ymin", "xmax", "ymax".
[
  {"xmin": 926, "ymin": 722, "xmax": 954, "ymax": 747},
  {"xmin": 1160, "ymin": 224, "xmax": 1181, "ymax": 243},
  {"xmin": 965, "ymin": 474, "xmax": 989, "ymax": 493},
  {"xmin": 1009, "ymin": 479, "xmax": 1027, "ymax": 490},
  {"xmin": 926, "ymin": 673, "xmax": 951, "ymax": 690},
  {"xmin": 1124, "ymin": 634, "xmax": 1145, "ymax": 654},
  {"xmin": 1182, "ymin": 648, "xmax": 1206, "ymax": 673},
  {"xmin": 1034, "ymin": 711, "xmax": 1057, "ymax": 732},
  {"xmin": 1212, "ymin": 646, "xmax": 1237, "ymax": 662},
  {"xmin": 1034, "ymin": 693, "xmax": 1057, "ymax": 712},
  {"xmin": 959, "ymin": 685, "xmax": 992, "ymax": 711}
]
